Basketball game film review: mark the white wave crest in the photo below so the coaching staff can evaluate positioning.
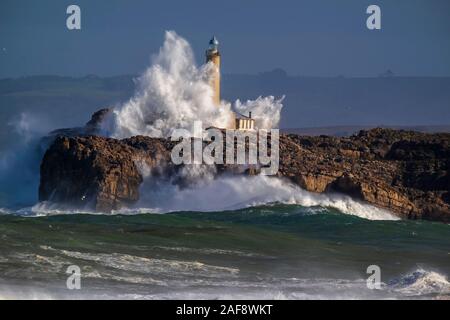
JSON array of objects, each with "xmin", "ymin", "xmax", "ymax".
[
  {"xmin": 41, "ymin": 247, "xmax": 239, "ymax": 279},
  {"xmin": 389, "ymin": 269, "xmax": 450, "ymax": 296},
  {"xmin": 14, "ymin": 174, "xmax": 398, "ymax": 221},
  {"xmin": 136, "ymin": 174, "xmax": 399, "ymax": 220}
]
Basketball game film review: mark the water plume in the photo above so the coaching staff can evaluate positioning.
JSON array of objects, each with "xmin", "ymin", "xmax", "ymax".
[{"xmin": 109, "ymin": 31, "xmax": 283, "ymax": 138}]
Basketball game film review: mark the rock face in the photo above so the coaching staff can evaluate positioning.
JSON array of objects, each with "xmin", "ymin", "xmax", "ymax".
[
  {"xmin": 278, "ymin": 129, "xmax": 449, "ymax": 222},
  {"xmin": 39, "ymin": 119, "xmax": 450, "ymax": 222},
  {"xmin": 39, "ymin": 135, "xmax": 175, "ymax": 211}
]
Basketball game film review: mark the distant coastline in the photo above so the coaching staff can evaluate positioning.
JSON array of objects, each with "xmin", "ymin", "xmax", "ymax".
[
  {"xmin": 2, "ymin": 74, "xmax": 450, "ymax": 150},
  {"xmin": 282, "ymin": 125, "xmax": 450, "ymax": 137}
]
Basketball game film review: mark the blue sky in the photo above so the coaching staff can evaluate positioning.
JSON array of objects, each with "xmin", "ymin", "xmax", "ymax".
[{"xmin": 1, "ymin": 0, "xmax": 449, "ymax": 77}]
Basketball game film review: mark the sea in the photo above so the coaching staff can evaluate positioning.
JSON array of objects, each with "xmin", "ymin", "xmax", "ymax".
[{"xmin": 0, "ymin": 200, "xmax": 449, "ymax": 300}]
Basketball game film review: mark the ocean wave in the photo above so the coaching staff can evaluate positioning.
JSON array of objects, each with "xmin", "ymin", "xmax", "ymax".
[
  {"xmin": 0, "ymin": 208, "xmax": 12, "ymax": 215},
  {"xmin": 152, "ymin": 246, "xmax": 270, "ymax": 258},
  {"xmin": 0, "ymin": 277, "xmax": 382, "ymax": 300},
  {"xmin": 40, "ymin": 247, "xmax": 240, "ymax": 279},
  {"xmin": 388, "ymin": 269, "xmax": 450, "ymax": 296},
  {"xmin": 134, "ymin": 175, "xmax": 399, "ymax": 221},
  {"xmin": 2, "ymin": 265, "xmax": 449, "ymax": 300},
  {"xmin": 8, "ymin": 175, "xmax": 399, "ymax": 221}
]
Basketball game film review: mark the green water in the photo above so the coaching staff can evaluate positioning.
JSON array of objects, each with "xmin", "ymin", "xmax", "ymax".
[{"xmin": 0, "ymin": 204, "xmax": 449, "ymax": 299}]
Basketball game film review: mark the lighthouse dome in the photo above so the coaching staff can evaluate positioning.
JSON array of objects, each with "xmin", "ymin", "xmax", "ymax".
[{"xmin": 209, "ymin": 36, "xmax": 219, "ymax": 50}]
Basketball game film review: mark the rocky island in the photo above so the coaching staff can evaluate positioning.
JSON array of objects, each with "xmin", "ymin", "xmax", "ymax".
[{"xmin": 39, "ymin": 110, "xmax": 450, "ymax": 222}]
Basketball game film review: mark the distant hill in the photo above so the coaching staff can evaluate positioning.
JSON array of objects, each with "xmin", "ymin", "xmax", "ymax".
[{"xmin": 1, "ymin": 73, "xmax": 450, "ymax": 150}]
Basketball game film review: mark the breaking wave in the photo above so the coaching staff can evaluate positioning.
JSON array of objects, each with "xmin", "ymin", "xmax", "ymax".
[
  {"xmin": 389, "ymin": 269, "xmax": 450, "ymax": 297},
  {"xmin": 135, "ymin": 174, "xmax": 399, "ymax": 220},
  {"xmin": 19, "ymin": 175, "xmax": 399, "ymax": 221},
  {"xmin": 3, "ymin": 265, "xmax": 448, "ymax": 299}
]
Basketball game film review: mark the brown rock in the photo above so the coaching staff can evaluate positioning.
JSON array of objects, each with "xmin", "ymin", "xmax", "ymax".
[
  {"xmin": 38, "ymin": 117, "xmax": 450, "ymax": 222},
  {"xmin": 39, "ymin": 135, "xmax": 171, "ymax": 211},
  {"xmin": 279, "ymin": 129, "xmax": 450, "ymax": 222}
]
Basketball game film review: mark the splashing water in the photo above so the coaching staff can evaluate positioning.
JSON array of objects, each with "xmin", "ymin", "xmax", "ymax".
[
  {"xmin": 235, "ymin": 96, "xmax": 284, "ymax": 130},
  {"xmin": 133, "ymin": 173, "xmax": 399, "ymax": 220},
  {"xmin": 389, "ymin": 269, "xmax": 450, "ymax": 296},
  {"xmin": 0, "ymin": 113, "xmax": 51, "ymax": 208},
  {"xmin": 108, "ymin": 31, "xmax": 283, "ymax": 138}
]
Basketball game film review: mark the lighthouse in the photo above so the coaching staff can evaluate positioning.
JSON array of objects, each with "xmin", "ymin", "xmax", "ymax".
[
  {"xmin": 205, "ymin": 36, "xmax": 254, "ymax": 130},
  {"xmin": 206, "ymin": 36, "xmax": 221, "ymax": 106}
]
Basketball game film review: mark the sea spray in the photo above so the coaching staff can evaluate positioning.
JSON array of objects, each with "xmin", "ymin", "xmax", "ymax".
[
  {"xmin": 0, "ymin": 113, "xmax": 51, "ymax": 208},
  {"xmin": 134, "ymin": 173, "xmax": 399, "ymax": 220},
  {"xmin": 108, "ymin": 31, "xmax": 283, "ymax": 138},
  {"xmin": 109, "ymin": 31, "xmax": 234, "ymax": 138},
  {"xmin": 389, "ymin": 269, "xmax": 450, "ymax": 296},
  {"xmin": 235, "ymin": 96, "xmax": 284, "ymax": 130}
]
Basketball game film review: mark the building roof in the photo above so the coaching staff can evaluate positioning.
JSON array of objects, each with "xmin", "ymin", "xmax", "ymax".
[{"xmin": 235, "ymin": 112, "xmax": 253, "ymax": 120}]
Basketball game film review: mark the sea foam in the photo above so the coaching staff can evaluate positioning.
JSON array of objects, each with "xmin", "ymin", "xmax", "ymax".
[{"xmin": 134, "ymin": 174, "xmax": 399, "ymax": 220}]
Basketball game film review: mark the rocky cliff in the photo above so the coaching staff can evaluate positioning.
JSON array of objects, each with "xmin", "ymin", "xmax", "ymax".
[
  {"xmin": 39, "ymin": 113, "xmax": 450, "ymax": 222},
  {"xmin": 278, "ymin": 130, "xmax": 449, "ymax": 222},
  {"xmin": 39, "ymin": 135, "xmax": 174, "ymax": 211}
]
